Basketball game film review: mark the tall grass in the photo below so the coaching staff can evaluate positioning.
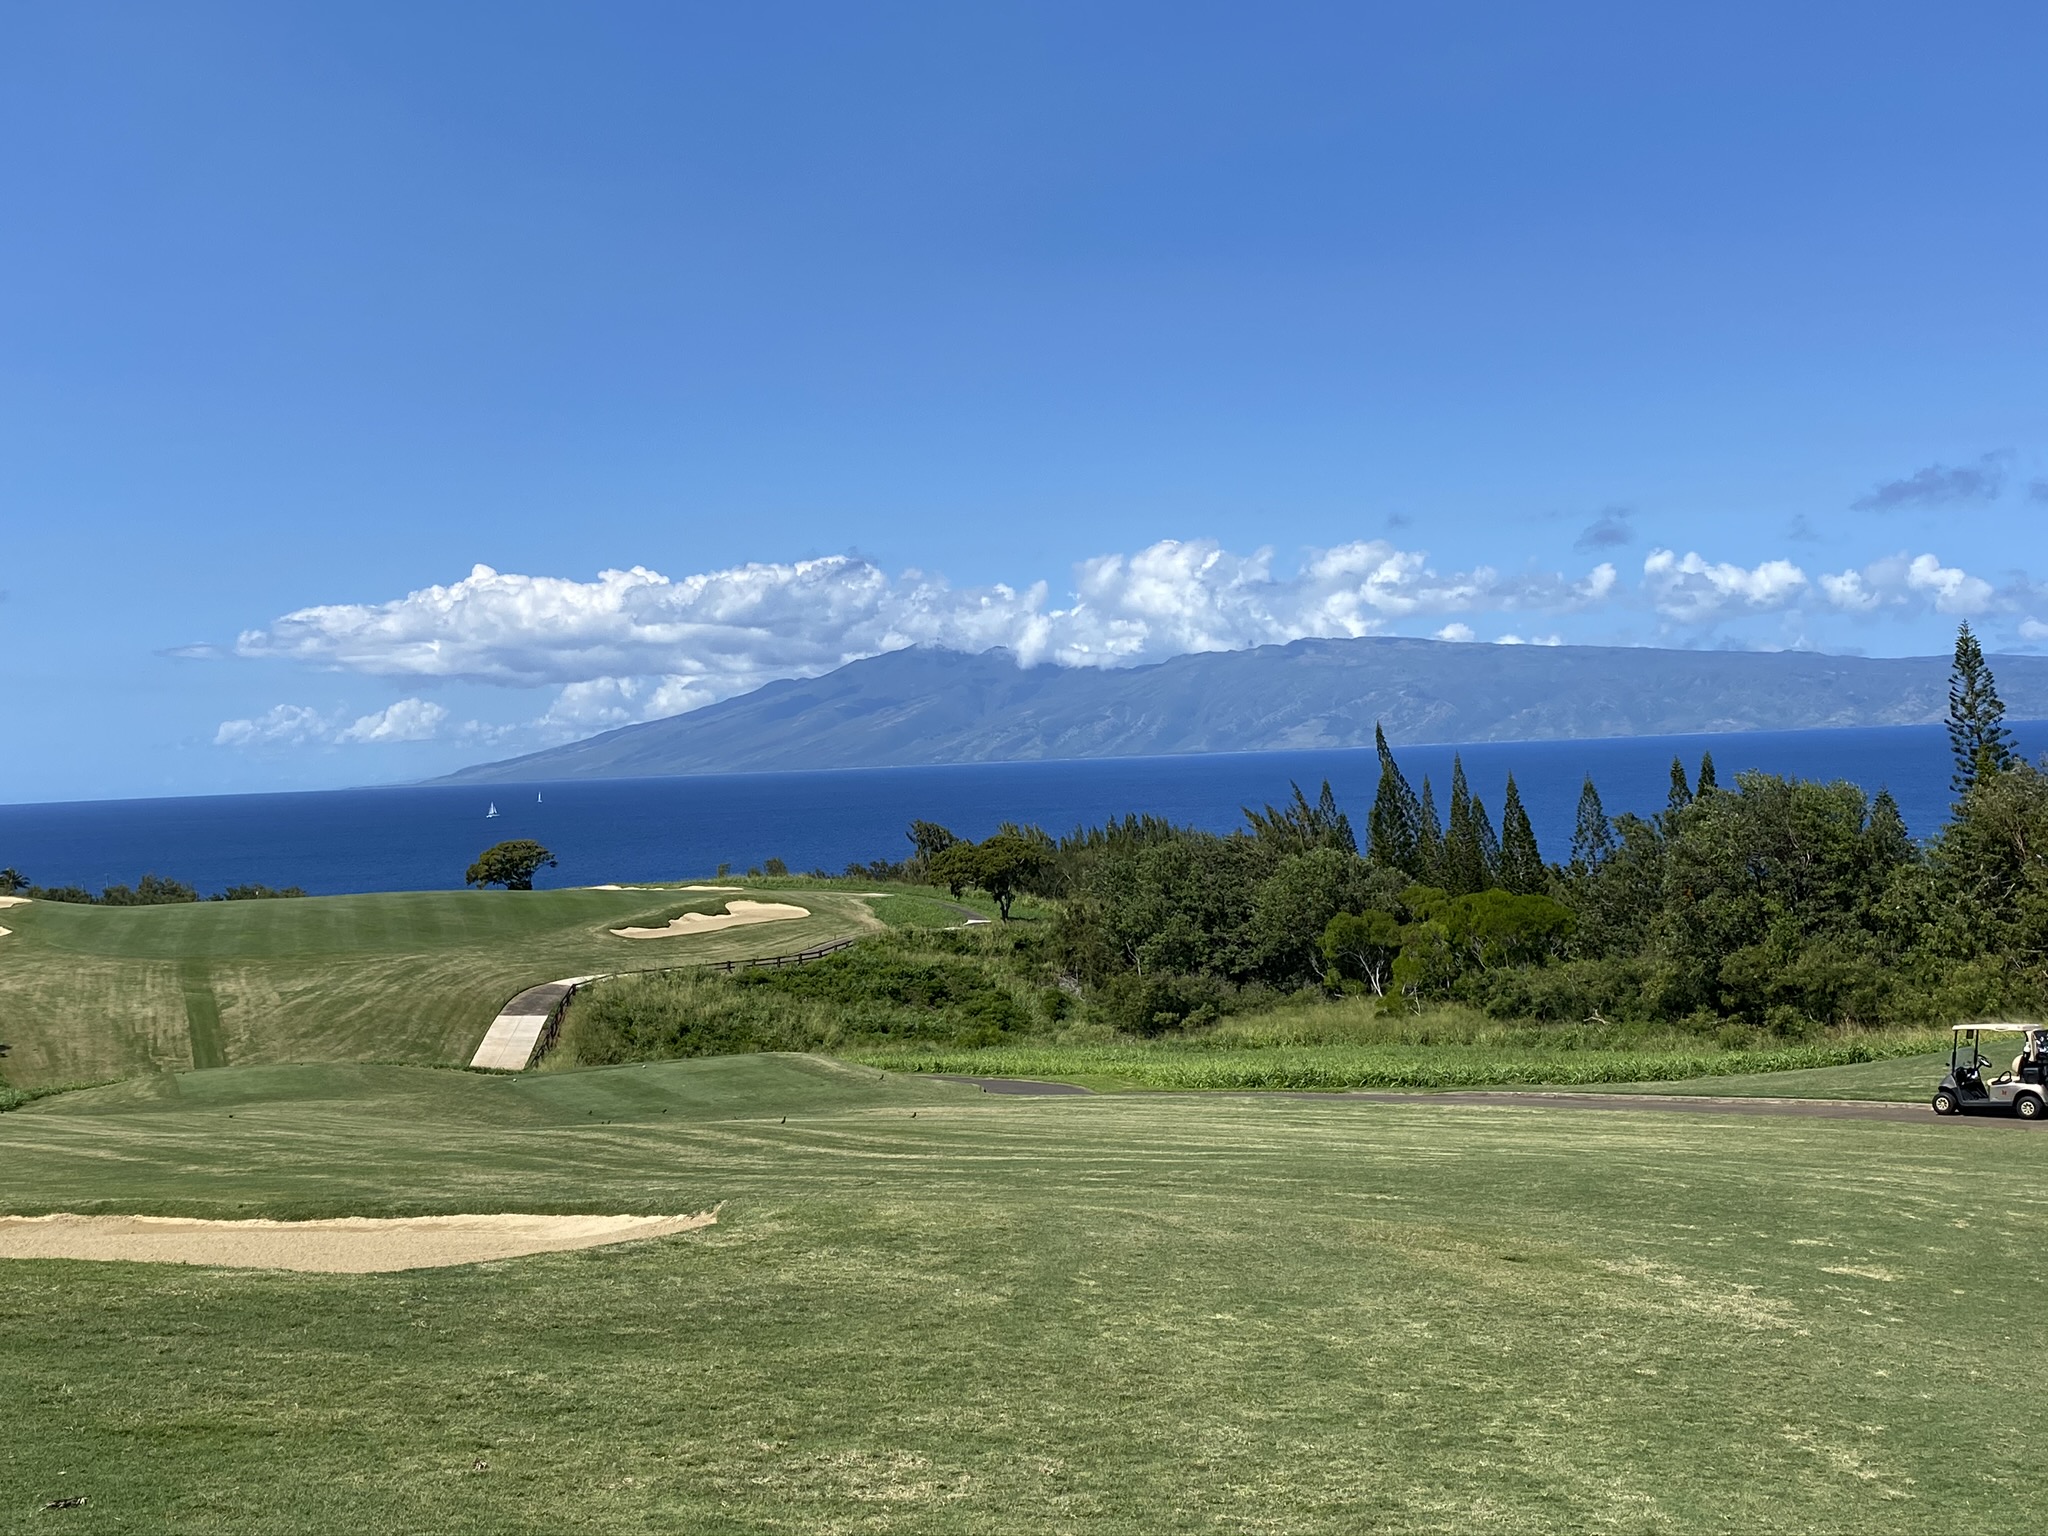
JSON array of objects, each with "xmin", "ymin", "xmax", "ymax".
[{"xmin": 839, "ymin": 1035, "xmax": 1947, "ymax": 1091}]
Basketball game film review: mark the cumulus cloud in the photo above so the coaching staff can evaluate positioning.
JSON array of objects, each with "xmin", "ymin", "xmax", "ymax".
[
  {"xmin": 1641, "ymin": 549, "xmax": 1809, "ymax": 623},
  {"xmin": 1819, "ymin": 553, "xmax": 1995, "ymax": 617},
  {"xmin": 337, "ymin": 698, "xmax": 452, "ymax": 743},
  {"xmin": 233, "ymin": 541, "xmax": 1619, "ymax": 698},
  {"xmin": 1852, "ymin": 455, "xmax": 2005, "ymax": 511},
  {"xmin": 215, "ymin": 697, "xmax": 458, "ymax": 750},
  {"xmin": 1573, "ymin": 507, "xmax": 1633, "ymax": 550},
  {"xmin": 214, "ymin": 705, "xmax": 335, "ymax": 747},
  {"xmin": 216, "ymin": 536, "xmax": 2040, "ymax": 746}
]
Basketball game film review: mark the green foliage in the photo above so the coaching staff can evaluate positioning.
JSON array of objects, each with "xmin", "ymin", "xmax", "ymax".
[
  {"xmin": 211, "ymin": 883, "xmax": 307, "ymax": 901},
  {"xmin": 563, "ymin": 927, "xmax": 1046, "ymax": 1062},
  {"xmin": 1242, "ymin": 779, "xmax": 1356, "ymax": 857},
  {"xmin": 1948, "ymin": 618, "xmax": 2015, "ymax": 795},
  {"xmin": 1365, "ymin": 723, "xmax": 1425, "ymax": 876},
  {"xmin": 929, "ymin": 830, "xmax": 1054, "ymax": 919},
  {"xmin": 1321, "ymin": 909, "xmax": 1401, "ymax": 993},
  {"xmin": 465, "ymin": 839, "xmax": 558, "ymax": 890},
  {"xmin": 1496, "ymin": 774, "xmax": 1546, "ymax": 895}
]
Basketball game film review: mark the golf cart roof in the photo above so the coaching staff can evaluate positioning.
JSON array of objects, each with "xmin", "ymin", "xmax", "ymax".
[{"xmin": 1953, "ymin": 1023, "xmax": 2043, "ymax": 1034}]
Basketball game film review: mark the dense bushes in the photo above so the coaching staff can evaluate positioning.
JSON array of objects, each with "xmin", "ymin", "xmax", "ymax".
[{"xmin": 563, "ymin": 926, "xmax": 1055, "ymax": 1064}]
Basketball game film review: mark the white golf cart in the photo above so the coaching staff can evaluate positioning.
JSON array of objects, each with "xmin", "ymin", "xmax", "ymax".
[{"xmin": 1933, "ymin": 1023, "xmax": 2048, "ymax": 1118}]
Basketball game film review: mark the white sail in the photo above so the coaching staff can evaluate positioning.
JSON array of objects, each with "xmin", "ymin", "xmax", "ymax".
[{"xmin": 486, "ymin": 802, "xmax": 499, "ymax": 818}]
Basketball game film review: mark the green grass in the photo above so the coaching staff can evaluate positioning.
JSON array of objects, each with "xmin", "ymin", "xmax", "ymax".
[
  {"xmin": 1590, "ymin": 1051, "xmax": 1950, "ymax": 1102},
  {"xmin": 0, "ymin": 886, "xmax": 885, "ymax": 1087},
  {"xmin": 2, "ymin": 1052, "xmax": 2043, "ymax": 1531},
  {"xmin": 840, "ymin": 1035, "xmax": 1946, "ymax": 1093}
]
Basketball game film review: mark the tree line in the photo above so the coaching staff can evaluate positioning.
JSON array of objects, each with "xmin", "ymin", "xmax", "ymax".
[
  {"xmin": 0, "ymin": 869, "xmax": 305, "ymax": 904},
  {"xmin": 897, "ymin": 623, "xmax": 2045, "ymax": 1038}
]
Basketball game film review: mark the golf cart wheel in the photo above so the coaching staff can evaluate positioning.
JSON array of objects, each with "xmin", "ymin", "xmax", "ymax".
[
  {"xmin": 2019, "ymin": 1094, "xmax": 2046, "ymax": 1121},
  {"xmin": 1932, "ymin": 1091, "xmax": 1959, "ymax": 1116}
]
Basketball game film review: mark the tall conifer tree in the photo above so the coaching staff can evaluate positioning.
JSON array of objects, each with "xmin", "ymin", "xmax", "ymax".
[
  {"xmin": 1498, "ymin": 773, "xmax": 1546, "ymax": 894},
  {"xmin": 1471, "ymin": 794, "xmax": 1502, "ymax": 890},
  {"xmin": 1948, "ymin": 620, "xmax": 2015, "ymax": 795},
  {"xmin": 1570, "ymin": 776, "xmax": 1615, "ymax": 869},
  {"xmin": 1416, "ymin": 776, "xmax": 1445, "ymax": 886},
  {"xmin": 1664, "ymin": 755, "xmax": 1693, "ymax": 830},
  {"xmin": 1366, "ymin": 723, "xmax": 1424, "ymax": 875},
  {"xmin": 1696, "ymin": 751, "xmax": 1718, "ymax": 794},
  {"xmin": 1443, "ymin": 755, "xmax": 1487, "ymax": 895}
]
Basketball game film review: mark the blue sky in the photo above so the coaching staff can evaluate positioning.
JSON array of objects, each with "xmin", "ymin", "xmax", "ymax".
[{"xmin": 4, "ymin": 1, "xmax": 2046, "ymax": 802}]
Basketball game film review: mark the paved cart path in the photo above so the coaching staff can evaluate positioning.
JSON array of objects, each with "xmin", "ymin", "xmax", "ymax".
[
  {"xmin": 923, "ymin": 1077, "xmax": 2037, "ymax": 1124},
  {"xmin": 470, "ymin": 977, "xmax": 600, "ymax": 1072}
]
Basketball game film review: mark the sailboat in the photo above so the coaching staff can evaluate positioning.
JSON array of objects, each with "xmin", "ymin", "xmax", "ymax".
[
  {"xmin": 536, "ymin": 791, "xmax": 543, "ymax": 804},
  {"xmin": 486, "ymin": 802, "xmax": 500, "ymax": 819}
]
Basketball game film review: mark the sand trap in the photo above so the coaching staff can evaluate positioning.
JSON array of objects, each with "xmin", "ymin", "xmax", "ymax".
[
  {"xmin": 0, "ymin": 895, "xmax": 28, "ymax": 907},
  {"xmin": 588, "ymin": 884, "xmax": 743, "ymax": 892},
  {"xmin": 0, "ymin": 1211, "xmax": 716, "ymax": 1273},
  {"xmin": 611, "ymin": 899, "xmax": 809, "ymax": 939}
]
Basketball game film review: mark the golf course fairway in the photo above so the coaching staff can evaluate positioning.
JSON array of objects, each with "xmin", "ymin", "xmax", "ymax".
[
  {"xmin": 1, "ymin": 1053, "xmax": 2036, "ymax": 1532},
  {"xmin": 0, "ymin": 887, "xmax": 881, "ymax": 1087}
]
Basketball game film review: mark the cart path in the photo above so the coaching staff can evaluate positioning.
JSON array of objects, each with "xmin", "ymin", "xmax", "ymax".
[
  {"xmin": 470, "ymin": 977, "xmax": 601, "ymax": 1072},
  {"xmin": 924, "ymin": 1077, "xmax": 2038, "ymax": 1124}
]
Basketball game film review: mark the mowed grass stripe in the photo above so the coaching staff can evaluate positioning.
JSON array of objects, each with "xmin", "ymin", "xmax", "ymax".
[
  {"xmin": 0, "ymin": 1055, "xmax": 2039, "ymax": 1531},
  {"xmin": 0, "ymin": 888, "xmax": 882, "ymax": 1085},
  {"xmin": 177, "ymin": 958, "xmax": 227, "ymax": 1069}
]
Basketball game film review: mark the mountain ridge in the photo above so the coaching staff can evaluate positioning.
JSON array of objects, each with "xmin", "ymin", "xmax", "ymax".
[{"xmin": 431, "ymin": 637, "xmax": 2048, "ymax": 783}]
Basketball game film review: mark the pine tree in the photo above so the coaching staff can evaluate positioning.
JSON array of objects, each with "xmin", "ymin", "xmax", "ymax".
[
  {"xmin": 1570, "ymin": 775, "xmax": 1615, "ymax": 869},
  {"xmin": 1948, "ymin": 620, "xmax": 2015, "ymax": 796},
  {"xmin": 1866, "ymin": 787, "xmax": 1914, "ymax": 872},
  {"xmin": 1444, "ymin": 756, "xmax": 1487, "ymax": 895},
  {"xmin": 1416, "ymin": 776, "xmax": 1445, "ymax": 886},
  {"xmin": 1366, "ymin": 724, "xmax": 1424, "ymax": 875},
  {"xmin": 1471, "ymin": 794, "xmax": 1502, "ymax": 890},
  {"xmin": 1696, "ymin": 751, "xmax": 1718, "ymax": 795},
  {"xmin": 1497, "ymin": 773, "xmax": 1546, "ymax": 894},
  {"xmin": 1664, "ymin": 755, "xmax": 1693, "ymax": 830}
]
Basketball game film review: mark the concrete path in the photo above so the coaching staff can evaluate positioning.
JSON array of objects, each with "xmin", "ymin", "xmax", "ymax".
[{"xmin": 470, "ymin": 976, "xmax": 601, "ymax": 1072}]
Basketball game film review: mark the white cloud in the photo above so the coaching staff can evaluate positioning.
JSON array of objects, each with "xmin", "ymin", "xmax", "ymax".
[
  {"xmin": 217, "ymin": 537, "xmax": 2045, "ymax": 747},
  {"xmin": 214, "ymin": 705, "xmax": 334, "ymax": 747},
  {"xmin": 338, "ymin": 698, "xmax": 451, "ymax": 743},
  {"xmin": 2021, "ymin": 618, "xmax": 2048, "ymax": 642},
  {"xmin": 216, "ymin": 697, "xmax": 459, "ymax": 750},
  {"xmin": 1820, "ymin": 551, "xmax": 1996, "ymax": 617},
  {"xmin": 232, "ymin": 541, "xmax": 1618, "ymax": 702},
  {"xmin": 1642, "ymin": 549, "xmax": 1809, "ymax": 623}
]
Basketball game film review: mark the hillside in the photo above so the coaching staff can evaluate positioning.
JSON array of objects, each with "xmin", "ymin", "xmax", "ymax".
[
  {"xmin": 435, "ymin": 637, "xmax": 2048, "ymax": 782},
  {"xmin": 0, "ymin": 886, "xmax": 882, "ymax": 1088}
]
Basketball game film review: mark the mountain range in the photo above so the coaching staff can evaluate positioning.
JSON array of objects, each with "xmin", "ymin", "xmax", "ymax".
[{"xmin": 431, "ymin": 638, "xmax": 2048, "ymax": 783}]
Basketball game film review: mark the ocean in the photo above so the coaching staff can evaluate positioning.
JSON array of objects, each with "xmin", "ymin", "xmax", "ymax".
[{"xmin": 1, "ymin": 721, "xmax": 2042, "ymax": 897}]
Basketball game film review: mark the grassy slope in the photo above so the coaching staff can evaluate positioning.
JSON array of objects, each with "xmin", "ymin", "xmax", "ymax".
[
  {"xmin": 3, "ymin": 1054, "xmax": 2044, "ymax": 1532},
  {"xmin": 0, "ymin": 887, "xmax": 881, "ymax": 1087}
]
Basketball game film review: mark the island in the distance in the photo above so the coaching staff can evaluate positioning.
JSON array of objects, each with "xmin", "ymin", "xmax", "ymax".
[{"xmin": 430, "ymin": 636, "xmax": 2048, "ymax": 784}]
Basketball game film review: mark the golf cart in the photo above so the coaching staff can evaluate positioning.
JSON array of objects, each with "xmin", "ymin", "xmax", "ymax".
[{"xmin": 1933, "ymin": 1023, "xmax": 2048, "ymax": 1118}]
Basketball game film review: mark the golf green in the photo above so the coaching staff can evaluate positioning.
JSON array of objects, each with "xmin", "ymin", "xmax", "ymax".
[{"xmin": 1, "ymin": 1054, "xmax": 2035, "ymax": 1532}]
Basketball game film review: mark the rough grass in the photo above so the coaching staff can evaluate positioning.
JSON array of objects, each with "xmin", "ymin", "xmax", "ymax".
[
  {"xmin": 2, "ymin": 1053, "xmax": 2044, "ymax": 1531},
  {"xmin": 842, "ymin": 1035, "xmax": 1948, "ymax": 1092},
  {"xmin": 557, "ymin": 926, "xmax": 1054, "ymax": 1066},
  {"xmin": 0, "ymin": 886, "xmax": 884, "ymax": 1087}
]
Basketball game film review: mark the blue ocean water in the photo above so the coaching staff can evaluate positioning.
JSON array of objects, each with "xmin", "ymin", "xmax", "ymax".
[{"xmin": 2, "ymin": 722, "xmax": 2043, "ymax": 897}]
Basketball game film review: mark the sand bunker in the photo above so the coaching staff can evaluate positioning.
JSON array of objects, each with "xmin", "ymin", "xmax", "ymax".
[
  {"xmin": 0, "ymin": 1211, "xmax": 716, "ymax": 1273},
  {"xmin": 611, "ymin": 899, "xmax": 809, "ymax": 940},
  {"xmin": 588, "ymin": 884, "xmax": 743, "ymax": 892}
]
